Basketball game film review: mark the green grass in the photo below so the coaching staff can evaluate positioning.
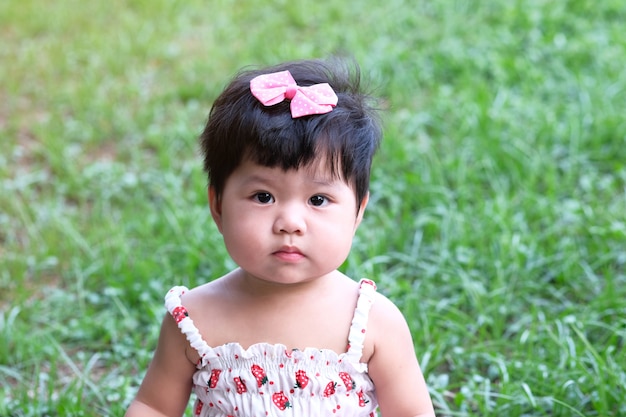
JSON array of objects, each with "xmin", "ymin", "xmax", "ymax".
[{"xmin": 1, "ymin": 0, "xmax": 625, "ymax": 415}]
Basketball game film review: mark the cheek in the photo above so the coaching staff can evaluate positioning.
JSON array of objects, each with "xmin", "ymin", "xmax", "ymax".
[
  {"xmin": 324, "ymin": 217, "xmax": 358, "ymax": 247},
  {"xmin": 221, "ymin": 217, "xmax": 252, "ymax": 243},
  {"xmin": 220, "ymin": 211, "xmax": 263, "ymax": 247},
  {"xmin": 221, "ymin": 226, "xmax": 259, "ymax": 264}
]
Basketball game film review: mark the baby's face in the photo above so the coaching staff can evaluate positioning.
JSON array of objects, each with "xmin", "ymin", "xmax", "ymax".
[{"xmin": 210, "ymin": 157, "xmax": 367, "ymax": 286}]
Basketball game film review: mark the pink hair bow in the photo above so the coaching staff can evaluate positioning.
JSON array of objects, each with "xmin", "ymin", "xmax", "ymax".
[{"xmin": 250, "ymin": 70, "xmax": 338, "ymax": 118}]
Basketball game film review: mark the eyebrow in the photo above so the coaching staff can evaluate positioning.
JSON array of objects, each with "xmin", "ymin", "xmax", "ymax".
[
  {"xmin": 310, "ymin": 178, "xmax": 337, "ymax": 187},
  {"xmin": 242, "ymin": 173, "xmax": 340, "ymax": 188},
  {"xmin": 240, "ymin": 174, "xmax": 274, "ymax": 186}
]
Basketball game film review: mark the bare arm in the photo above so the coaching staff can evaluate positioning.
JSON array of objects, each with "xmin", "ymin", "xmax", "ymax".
[
  {"xmin": 367, "ymin": 294, "xmax": 436, "ymax": 417},
  {"xmin": 125, "ymin": 313, "xmax": 196, "ymax": 417}
]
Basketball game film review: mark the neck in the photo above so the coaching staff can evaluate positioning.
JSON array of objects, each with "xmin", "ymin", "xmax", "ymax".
[{"xmin": 227, "ymin": 268, "xmax": 339, "ymax": 298}]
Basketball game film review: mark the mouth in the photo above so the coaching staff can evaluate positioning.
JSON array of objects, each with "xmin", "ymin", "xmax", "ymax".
[{"xmin": 273, "ymin": 246, "xmax": 305, "ymax": 262}]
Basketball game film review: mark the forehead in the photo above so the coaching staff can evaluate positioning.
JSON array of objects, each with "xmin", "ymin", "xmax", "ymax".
[
  {"xmin": 302, "ymin": 154, "xmax": 345, "ymax": 181},
  {"xmin": 234, "ymin": 154, "xmax": 352, "ymax": 190},
  {"xmin": 246, "ymin": 152, "xmax": 345, "ymax": 178}
]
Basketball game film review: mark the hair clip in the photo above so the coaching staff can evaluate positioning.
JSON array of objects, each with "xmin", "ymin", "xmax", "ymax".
[{"xmin": 250, "ymin": 70, "xmax": 338, "ymax": 118}]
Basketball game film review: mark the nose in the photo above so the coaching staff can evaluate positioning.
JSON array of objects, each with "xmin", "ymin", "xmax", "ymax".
[{"xmin": 273, "ymin": 203, "xmax": 307, "ymax": 235}]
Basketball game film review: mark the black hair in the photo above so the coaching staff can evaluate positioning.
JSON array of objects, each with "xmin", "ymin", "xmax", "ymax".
[{"xmin": 199, "ymin": 57, "xmax": 382, "ymax": 209}]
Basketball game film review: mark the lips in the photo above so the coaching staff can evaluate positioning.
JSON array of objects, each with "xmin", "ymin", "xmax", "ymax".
[{"xmin": 273, "ymin": 246, "xmax": 305, "ymax": 262}]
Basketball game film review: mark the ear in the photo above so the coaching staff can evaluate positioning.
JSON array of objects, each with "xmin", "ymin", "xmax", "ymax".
[
  {"xmin": 208, "ymin": 186, "xmax": 224, "ymax": 233},
  {"xmin": 354, "ymin": 191, "xmax": 369, "ymax": 230}
]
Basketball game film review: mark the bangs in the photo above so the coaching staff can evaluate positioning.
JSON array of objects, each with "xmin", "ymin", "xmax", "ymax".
[{"xmin": 242, "ymin": 131, "xmax": 348, "ymax": 184}]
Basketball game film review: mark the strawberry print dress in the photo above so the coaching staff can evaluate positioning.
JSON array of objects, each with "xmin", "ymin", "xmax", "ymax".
[{"xmin": 165, "ymin": 279, "xmax": 379, "ymax": 417}]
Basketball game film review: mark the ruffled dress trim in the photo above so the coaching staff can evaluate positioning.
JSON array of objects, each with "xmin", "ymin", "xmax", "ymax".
[{"xmin": 165, "ymin": 279, "xmax": 377, "ymax": 368}]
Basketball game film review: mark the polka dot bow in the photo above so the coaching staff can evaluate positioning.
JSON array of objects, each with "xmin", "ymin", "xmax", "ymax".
[{"xmin": 250, "ymin": 70, "xmax": 338, "ymax": 118}]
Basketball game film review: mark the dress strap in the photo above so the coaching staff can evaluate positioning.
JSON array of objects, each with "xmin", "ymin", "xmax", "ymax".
[
  {"xmin": 345, "ymin": 279, "xmax": 377, "ymax": 363},
  {"xmin": 164, "ymin": 286, "xmax": 214, "ymax": 364}
]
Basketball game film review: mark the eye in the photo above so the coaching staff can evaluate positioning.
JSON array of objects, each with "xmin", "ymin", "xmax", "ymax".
[
  {"xmin": 309, "ymin": 195, "xmax": 328, "ymax": 207},
  {"xmin": 254, "ymin": 192, "xmax": 274, "ymax": 204}
]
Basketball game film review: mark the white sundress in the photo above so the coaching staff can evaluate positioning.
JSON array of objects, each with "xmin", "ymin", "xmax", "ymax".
[{"xmin": 165, "ymin": 279, "xmax": 379, "ymax": 417}]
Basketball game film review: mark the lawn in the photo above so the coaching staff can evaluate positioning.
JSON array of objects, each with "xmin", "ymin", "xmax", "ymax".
[{"xmin": 1, "ymin": 0, "xmax": 625, "ymax": 416}]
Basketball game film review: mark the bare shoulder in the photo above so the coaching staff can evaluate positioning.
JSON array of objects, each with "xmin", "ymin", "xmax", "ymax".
[
  {"xmin": 365, "ymin": 287, "xmax": 436, "ymax": 416},
  {"xmin": 369, "ymin": 288, "xmax": 410, "ymax": 330},
  {"xmin": 366, "ymin": 289, "xmax": 417, "ymax": 362},
  {"xmin": 178, "ymin": 276, "xmax": 232, "ymax": 312},
  {"xmin": 166, "ymin": 275, "xmax": 237, "ymax": 347}
]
